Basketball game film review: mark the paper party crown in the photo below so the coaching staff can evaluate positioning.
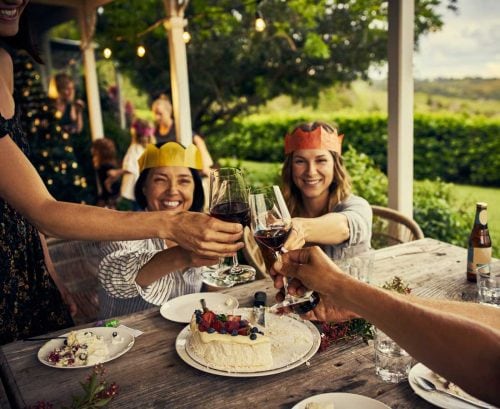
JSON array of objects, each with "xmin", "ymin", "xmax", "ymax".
[
  {"xmin": 284, "ymin": 125, "xmax": 344, "ymax": 155},
  {"xmin": 138, "ymin": 142, "xmax": 203, "ymax": 172}
]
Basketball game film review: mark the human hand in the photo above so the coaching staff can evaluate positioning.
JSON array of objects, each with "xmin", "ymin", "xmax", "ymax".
[
  {"xmin": 272, "ymin": 246, "xmax": 352, "ymax": 301},
  {"xmin": 178, "ymin": 247, "xmax": 219, "ymax": 269},
  {"xmin": 74, "ymin": 99, "xmax": 85, "ymax": 110},
  {"xmin": 283, "ymin": 219, "xmax": 305, "ymax": 251},
  {"xmin": 168, "ymin": 212, "xmax": 244, "ymax": 258}
]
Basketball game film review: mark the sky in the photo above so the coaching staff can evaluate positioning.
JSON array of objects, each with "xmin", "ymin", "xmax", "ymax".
[{"xmin": 414, "ymin": 0, "xmax": 500, "ymax": 79}]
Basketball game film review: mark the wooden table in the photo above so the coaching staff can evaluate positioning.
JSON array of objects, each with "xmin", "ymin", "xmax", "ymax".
[{"xmin": 0, "ymin": 238, "xmax": 487, "ymax": 409}]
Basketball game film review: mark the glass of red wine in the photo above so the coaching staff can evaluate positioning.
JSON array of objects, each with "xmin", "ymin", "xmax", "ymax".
[
  {"xmin": 208, "ymin": 168, "xmax": 256, "ymax": 284},
  {"xmin": 249, "ymin": 186, "xmax": 319, "ymax": 314}
]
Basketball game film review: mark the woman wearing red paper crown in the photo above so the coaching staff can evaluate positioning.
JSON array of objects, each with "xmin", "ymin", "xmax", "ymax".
[
  {"xmin": 97, "ymin": 142, "xmax": 219, "ymax": 318},
  {"xmin": 281, "ymin": 121, "xmax": 372, "ymax": 259}
]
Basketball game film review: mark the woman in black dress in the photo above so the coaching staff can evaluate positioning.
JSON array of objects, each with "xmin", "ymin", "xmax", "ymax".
[{"xmin": 0, "ymin": 1, "xmax": 244, "ymax": 345}]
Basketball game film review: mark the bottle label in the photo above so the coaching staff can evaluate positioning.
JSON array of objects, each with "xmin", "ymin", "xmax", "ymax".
[
  {"xmin": 467, "ymin": 246, "xmax": 492, "ymax": 275},
  {"xmin": 479, "ymin": 209, "xmax": 488, "ymax": 225}
]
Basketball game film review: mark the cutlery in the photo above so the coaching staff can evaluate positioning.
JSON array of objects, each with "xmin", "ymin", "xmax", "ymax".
[
  {"xmin": 415, "ymin": 376, "xmax": 492, "ymax": 408},
  {"xmin": 23, "ymin": 336, "xmax": 67, "ymax": 342}
]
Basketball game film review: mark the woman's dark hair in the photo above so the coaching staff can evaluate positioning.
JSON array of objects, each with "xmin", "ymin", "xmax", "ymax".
[
  {"xmin": 134, "ymin": 167, "xmax": 204, "ymax": 212},
  {"xmin": 2, "ymin": 6, "xmax": 43, "ymax": 64}
]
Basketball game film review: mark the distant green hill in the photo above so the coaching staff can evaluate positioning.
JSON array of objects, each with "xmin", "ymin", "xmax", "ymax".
[{"xmin": 258, "ymin": 79, "xmax": 500, "ymax": 119}]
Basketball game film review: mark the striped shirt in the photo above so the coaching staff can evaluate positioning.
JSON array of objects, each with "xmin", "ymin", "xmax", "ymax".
[{"xmin": 98, "ymin": 238, "xmax": 202, "ymax": 318}]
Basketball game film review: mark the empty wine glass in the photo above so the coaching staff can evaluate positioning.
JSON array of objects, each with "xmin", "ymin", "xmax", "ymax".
[
  {"xmin": 208, "ymin": 168, "xmax": 256, "ymax": 284},
  {"xmin": 249, "ymin": 185, "xmax": 319, "ymax": 314}
]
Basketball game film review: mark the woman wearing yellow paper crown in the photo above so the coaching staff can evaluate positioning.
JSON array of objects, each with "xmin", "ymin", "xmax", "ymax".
[
  {"xmin": 280, "ymin": 121, "xmax": 372, "ymax": 259},
  {"xmin": 98, "ymin": 142, "xmax": 218, "ymax": 318}
]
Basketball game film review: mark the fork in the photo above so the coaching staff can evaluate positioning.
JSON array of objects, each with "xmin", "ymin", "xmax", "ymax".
[{"xmin": 415, "ymin": 376, "xmax": 492, "ymax": 408}]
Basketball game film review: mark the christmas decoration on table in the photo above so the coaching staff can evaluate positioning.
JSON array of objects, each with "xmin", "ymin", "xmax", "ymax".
[
  {"xmin": 13, "ymin": 51, "xmax": 93, "ymax": 204},
  {"xmin": 317, "ymin": 276, "xmax": 412, "ymax": 351},
  {"xmin": 26, "ymin": 364, "xmax": 118, "ymax": 409}
]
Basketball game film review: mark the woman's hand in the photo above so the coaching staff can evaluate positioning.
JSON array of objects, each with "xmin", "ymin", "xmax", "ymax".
[
  {"xmin": 283, "ymin": 219, "xmax": 306, "ymax": 251},
  {"xmin": 167, "ymin": 212, "xmax": 244, "ymax": 258}
]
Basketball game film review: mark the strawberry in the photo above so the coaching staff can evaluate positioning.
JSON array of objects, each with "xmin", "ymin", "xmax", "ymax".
[
  {"xmin": 201, "ymin": 311, "xmax": 216, "ymax": 327},
  {"xmin": 225, "ymin": 320, "xmax": 240, "ymax": 333},
  {"xmin": 227, "ymin": 315, "xmax": 241, "ymax": 322},
  {"xmin": 237, "ymin": 327, "xmax": 248, "ymax": 336},
  {"xmin": 212, "ymin": 319, "xmax": 224, "ymax": 332}
]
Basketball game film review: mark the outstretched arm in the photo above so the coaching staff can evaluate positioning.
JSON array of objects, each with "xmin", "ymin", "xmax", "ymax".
[
  {"xmin": 274, "ymin": 247, "xmax": 500, "ymax": 406},
  {"xmin": 0, "ymin": 136, "xmax": 243, "ymax": 257}
]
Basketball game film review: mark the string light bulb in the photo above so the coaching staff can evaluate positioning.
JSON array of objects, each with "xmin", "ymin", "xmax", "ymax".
[
  {"xmin": 182, "ymin": 31, "xmax": 191, "ymax": 43},
  {"xmin": 137, "ymin": 45, "xmax": 146, "ymax": 58},
  {"xmin": 103, "ymin": 48, "xmax": 112, "ymax": 59},
  {"xmin": 255, "ymin": 11, "xmax": 266, "ymax": 32}
]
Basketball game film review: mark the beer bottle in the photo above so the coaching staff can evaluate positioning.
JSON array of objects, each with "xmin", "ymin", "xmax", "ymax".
[{"xmin": 466, "ymin": 202, "xmax": 492, "ymax": 282}]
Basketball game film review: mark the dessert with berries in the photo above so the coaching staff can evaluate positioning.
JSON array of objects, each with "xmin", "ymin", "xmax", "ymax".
[
  {"xmin": 46, "ymin": 330, "xmax": 111, "ymax": 367},
  {"xmin": 189, "ymin": 308, "xmax": 273, "ymax": 371}
]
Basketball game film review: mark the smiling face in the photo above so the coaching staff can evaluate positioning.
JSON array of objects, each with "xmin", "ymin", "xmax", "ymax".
[
  {"xmin": 0, "ymin": 0, "xmax": 28, "ymax": 38},
  {"xmin": 142, "ymin": 166, "xmax": 194, "ymax": 212},
  {"xmin": 291, "ymin": 149, "xmax": 334, "ymax": 204}
]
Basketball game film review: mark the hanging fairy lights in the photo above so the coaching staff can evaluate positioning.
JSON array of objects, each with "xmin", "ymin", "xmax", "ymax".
[
  {"xmin": 103, "ymin": 47, "xmax": 112, "ymax": 59},
  {"xmin": 254, "ymin": 10, "xmax": 266, "ymax": 32},
  {"xmin": 137, "ymin": 45, "xmax": 146, "ymax": 57}
]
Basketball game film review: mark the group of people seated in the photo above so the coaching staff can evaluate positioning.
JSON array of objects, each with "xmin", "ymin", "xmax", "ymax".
[{"xmin": 0, "ymin": 7, "xmax": 498, "ymax": 405}]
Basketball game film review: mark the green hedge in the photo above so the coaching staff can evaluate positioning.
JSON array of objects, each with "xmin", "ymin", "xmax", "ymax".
[{"xmin": 205, "ymin": 113, "xmax": 500, "ymax": 186}]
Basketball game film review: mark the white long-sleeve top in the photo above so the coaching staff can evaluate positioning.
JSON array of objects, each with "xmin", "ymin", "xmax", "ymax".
[{"xmin": 98, "ymin": 238, "xmax": 202, "ymax": 306}]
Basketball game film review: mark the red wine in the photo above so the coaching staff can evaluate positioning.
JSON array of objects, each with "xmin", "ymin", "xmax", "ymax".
[
  {"xmin": 254, "ymin": 227, "xmax": 291, "ymax": 251},
  {"xmin": 274, "ymin": 291, "xmax": 321, "ymax": 315},
  {"xmin": 210, "ymin": 201, "xmax": 250, "ymax": 226}
]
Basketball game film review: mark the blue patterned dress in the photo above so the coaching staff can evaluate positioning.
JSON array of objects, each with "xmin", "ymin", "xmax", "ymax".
[{"xmin": 0, "ymin": 92, "xmax": 73, "ymax": 345}]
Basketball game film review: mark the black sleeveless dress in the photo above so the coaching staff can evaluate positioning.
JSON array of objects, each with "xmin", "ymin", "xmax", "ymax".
[{"xmin": 0, "ymin": 93, "xmax": 73, "ymax": 345}]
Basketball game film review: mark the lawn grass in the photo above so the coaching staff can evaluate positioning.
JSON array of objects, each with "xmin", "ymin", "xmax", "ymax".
[{"xmin": 452, "ymin": 184, "xmax": 500, "ymax": 258}]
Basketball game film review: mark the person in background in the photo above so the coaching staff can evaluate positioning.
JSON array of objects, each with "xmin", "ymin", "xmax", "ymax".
[
  {"xmin": 48, "ymin": 72, "xmax": 84, "ymax": 136},
  {"xmin": 281, "ymin": 121, "xmax": 372, "ymax": 258},
  {"xmin": 98, "ymin": 142, "xmax": 217, "ymax": 317},
  {"xmin": 272, "ymin": 247, "xmax": 500, "ymax": 406},
  {"xmin": 152, "ymin": 94, "xmax": 213, "ymax": 177},
  {"xmin": 0, "ymin": 2, "xmax": 243, "ymax": 344},
  {"xmin": 91, "ymin": 138, "xmax": 121, "ymax": 209},
  {"xmin": 107, "ymin": 118, "xmax": 154, "ymax": 210}
]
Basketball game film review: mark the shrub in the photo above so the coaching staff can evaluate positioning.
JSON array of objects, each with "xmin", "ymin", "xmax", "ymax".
[{"xmin": 205, "ymin": 113, "xmax": 500, "ymax": 186}]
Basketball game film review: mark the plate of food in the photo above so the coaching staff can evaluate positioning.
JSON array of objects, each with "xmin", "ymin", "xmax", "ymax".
[
  {"xmin": 175, "ymin": 307, "xmax": 321, "ymax": 377},
  {"xmin": 408, "ymin": 363, "xmax": 494, "ymax": 409},
  {"xmin": 160, "ymin": 292, "xmax": 239, "ymax": 323},
  {"xmin": 38, "ymin": 327, "xmax": 135, "ymax": 369},
  {"xmin": 292, "ymin": 393, "xmax": 391, "ymax": 409}
]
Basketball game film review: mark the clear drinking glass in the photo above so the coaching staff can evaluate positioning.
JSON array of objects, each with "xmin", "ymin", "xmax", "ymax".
[
  {"xmin": 249, "ymin": 185, "xmax": 319, "ymax": 314},
  {"xmin": 208, "ymin": 168, "xmax": 255, "ymax": 284},
  {"xmin": 476, "ymin": 264, "xmax": 500, "ymax": 307},
  {"xmin": 374, "ymin": 328, "xmax": 413, "ymax": 383}
]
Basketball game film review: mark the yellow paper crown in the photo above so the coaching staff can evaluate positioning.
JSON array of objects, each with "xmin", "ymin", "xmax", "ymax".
[
  {"xmin": 284, "ymin": 126, "xmax": 344, "ymax": 155},
  {"xmin": 138, "ymin": 142, "xmax": 203, "ymax": 172}
]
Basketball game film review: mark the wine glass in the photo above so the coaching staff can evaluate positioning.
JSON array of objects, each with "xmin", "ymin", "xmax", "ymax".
[
  {"xmin": 249, "ymin": 185, "xmax": 319, "ymax": 314},
  {"xmin": 208, "ymin": 168, "xmax": 256, "ymax": 284}
]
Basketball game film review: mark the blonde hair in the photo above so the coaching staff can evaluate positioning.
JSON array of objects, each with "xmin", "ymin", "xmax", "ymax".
[
  {"xmin": 151, "ymin": 94, "xmax": 172, "ymax": 118},
  {"xmin": 281, "ymin": 122, "xmax": 352, "ymax": 217}
]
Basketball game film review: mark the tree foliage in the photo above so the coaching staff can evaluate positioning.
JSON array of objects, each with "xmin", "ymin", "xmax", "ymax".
[{"xmin": 94, "ymin": 0, "xmax": 456, "ymax": 130}]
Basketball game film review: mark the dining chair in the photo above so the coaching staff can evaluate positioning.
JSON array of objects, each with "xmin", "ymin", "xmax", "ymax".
[
  {"xmin": 46, "ymin": 238, "xmax": 101, "ymax": 324},
  {"xmin": 242, "ymin": 227, "xmax": 269, "ymax": 279},
  {"xmin": 371, "ymin": 205, "xmax": 424, "ymax": 249}
]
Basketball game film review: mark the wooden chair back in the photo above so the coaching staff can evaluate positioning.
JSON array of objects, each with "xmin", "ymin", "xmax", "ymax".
[
  {"xmin": 46, "ymin": 238, "xmax": 101, "ymax": 324},
  {"xmin": 371, "ymin": 205, "xmax": 424, "ymax": 249}
]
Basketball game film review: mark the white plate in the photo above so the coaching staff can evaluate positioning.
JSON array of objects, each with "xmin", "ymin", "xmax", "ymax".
[
  {"xmin": 409, "ymin": 363, "xmax": 495, "ymax": 409},
  {"xmin": 160, "ymin": 292, "xmax": 239, "ymax": 323},
  {"xmin": 292, "ymin": 392, "xmax": 391, "ymax": 409},
  {"xmin": 175, "ymin": 309, "xmax": 321, "ymax": 377},
  {"xmin": 38, "ymin": 327, "xmax": 135, "ymax": 369}
]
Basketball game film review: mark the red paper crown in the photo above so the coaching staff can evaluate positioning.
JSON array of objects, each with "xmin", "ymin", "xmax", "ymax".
[{"xmin": 284, "ymin": 126, "xmax": 344, "ymax": 155}]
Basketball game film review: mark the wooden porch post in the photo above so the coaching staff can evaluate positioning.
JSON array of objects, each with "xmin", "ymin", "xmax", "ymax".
[
  {"xmin": 77, "ymin": 2, "xmax": 104, "ymax": 141},
  {"xmin": 388, "ymin": 0, "xmax": 414, "ymax": 217},
  {"xmin": 163, "ymin": 0, "xmax": 193, "ymax": 147}
]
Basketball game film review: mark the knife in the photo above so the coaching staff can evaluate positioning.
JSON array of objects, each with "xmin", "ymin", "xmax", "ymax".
[{"xmin": 253, "ymin": 291, "xmax": 267, "ymax": 326}]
